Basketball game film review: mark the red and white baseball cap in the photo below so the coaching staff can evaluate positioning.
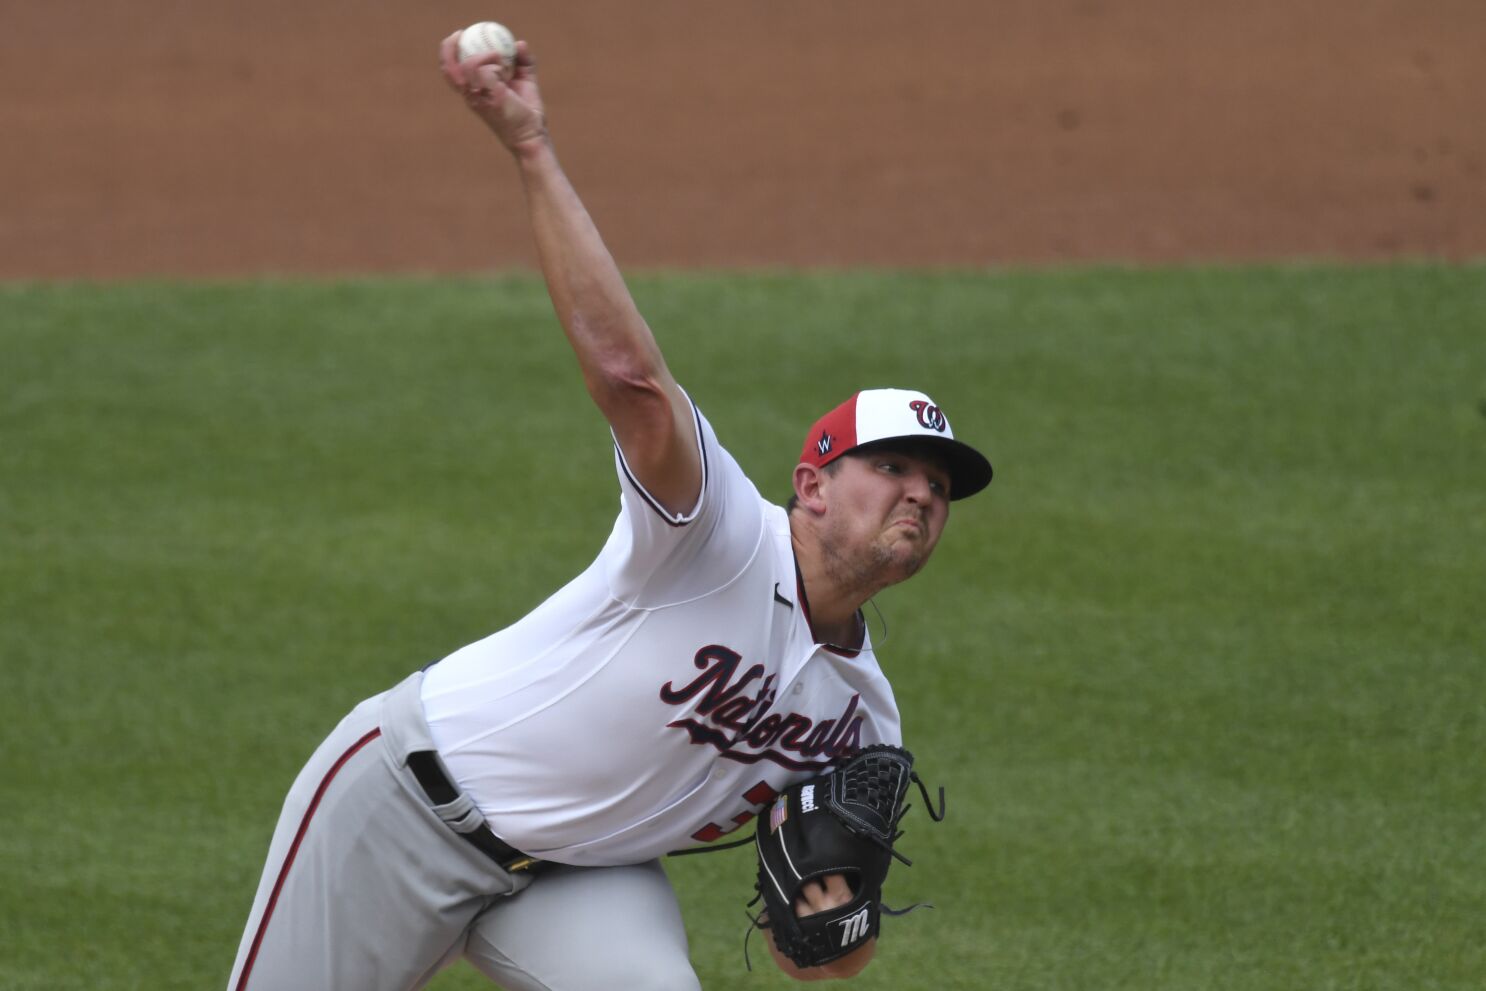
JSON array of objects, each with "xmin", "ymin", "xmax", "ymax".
[{"xmin": 799, "ymin": 388, "xmax": 993, "ymax": 500}]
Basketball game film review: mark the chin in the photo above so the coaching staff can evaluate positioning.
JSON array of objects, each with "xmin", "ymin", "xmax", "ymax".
[{"xmin": 879, "ymin": 546, "xmax": 931, "ymax": 585}]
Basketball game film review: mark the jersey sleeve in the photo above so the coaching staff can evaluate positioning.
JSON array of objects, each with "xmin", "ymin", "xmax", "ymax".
[{"xmin": 603, "ymin": 398, "xmax": 768, "ymax": 607}]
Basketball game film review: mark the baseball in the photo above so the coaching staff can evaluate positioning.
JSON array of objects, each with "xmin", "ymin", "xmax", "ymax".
[{"xmin": 457, "ymin": 21, "xmax": 517, "ymax": 70}]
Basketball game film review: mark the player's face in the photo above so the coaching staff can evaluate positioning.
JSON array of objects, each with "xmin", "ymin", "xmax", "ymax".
[{"xmin": 818, "ymin": 446, "xmax": 952, "ymax": 587}]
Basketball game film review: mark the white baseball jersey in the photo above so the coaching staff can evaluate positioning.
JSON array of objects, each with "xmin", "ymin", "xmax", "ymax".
[{"xmin": 419, "ymin": 402, "xmax": 902, "ymax": 866}]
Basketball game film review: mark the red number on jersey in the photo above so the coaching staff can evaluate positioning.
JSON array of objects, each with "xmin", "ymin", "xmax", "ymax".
[{"xmin": 690, "ymin": 781, "xmax": 778, "ymax": 843}]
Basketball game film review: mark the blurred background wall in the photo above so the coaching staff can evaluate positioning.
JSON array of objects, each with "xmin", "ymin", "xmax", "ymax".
[{"xmin": 3, "ymin": 0, "xmax": 1482, "ymax": 277}]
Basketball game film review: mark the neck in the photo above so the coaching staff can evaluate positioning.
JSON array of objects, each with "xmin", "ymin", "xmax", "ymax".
[{"xmin": 789, "ymin": 520, "xmax": 879, "ymax": 648}]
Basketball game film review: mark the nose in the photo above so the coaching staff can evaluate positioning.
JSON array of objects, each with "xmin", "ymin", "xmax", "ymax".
[{"xmin": 903, "ymin": 469, "xmax": 933, "ymax": 505}]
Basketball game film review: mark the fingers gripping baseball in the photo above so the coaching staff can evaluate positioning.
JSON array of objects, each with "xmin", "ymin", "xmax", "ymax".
[{"xmin": 439, "ymin": 33, "xmax": 546, "ymax": 152}]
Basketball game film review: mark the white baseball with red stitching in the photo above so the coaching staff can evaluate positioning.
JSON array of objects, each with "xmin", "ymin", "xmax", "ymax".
[{"xmin": 457, "ymin": 21, "xmax": 516, "ymax": 69}]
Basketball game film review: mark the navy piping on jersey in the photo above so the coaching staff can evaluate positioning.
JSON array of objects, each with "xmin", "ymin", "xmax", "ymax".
[{"xmin": 613, "ymin": 401, "xmax": 710, "ymax": 527}]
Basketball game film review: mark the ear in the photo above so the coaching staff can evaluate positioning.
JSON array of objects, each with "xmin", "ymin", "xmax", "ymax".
[{"xmin": 792, "ymin": 463, "xmax": 829, "ymax": 515}]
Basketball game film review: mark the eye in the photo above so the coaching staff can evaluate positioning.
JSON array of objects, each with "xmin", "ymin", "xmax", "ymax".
[{"xmin": 877, "ymin": 460, "xmax": 904, "ymax": 474}]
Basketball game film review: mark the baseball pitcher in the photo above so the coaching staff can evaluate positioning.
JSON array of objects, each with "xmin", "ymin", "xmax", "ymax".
[{"xmin": 226, "ymin": 30, "xmax": 993, "ymax": 991}]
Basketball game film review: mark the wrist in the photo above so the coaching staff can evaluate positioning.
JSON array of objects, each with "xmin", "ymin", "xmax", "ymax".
[{"xmin": 511, "ymin": 131, "xmax": 554, "ymax": 166}]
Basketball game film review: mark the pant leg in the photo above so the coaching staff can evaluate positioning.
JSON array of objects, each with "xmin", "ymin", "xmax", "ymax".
[
  {"xmin": 463, "ymin": 861, "xmax": 702, "ymax": 991},
  {"xmin": 226, "ymin": 674, "xmax": 529, "ymax": 991}
]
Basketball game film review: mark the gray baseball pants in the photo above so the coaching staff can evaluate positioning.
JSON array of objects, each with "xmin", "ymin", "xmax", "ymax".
[{"xmin": 227, "ymin": 671, "xmax": 703, "ymax": 990}]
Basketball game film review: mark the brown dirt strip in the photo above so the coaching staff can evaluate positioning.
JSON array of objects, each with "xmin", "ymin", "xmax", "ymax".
[{"xmin": 3, "ymin": 0, "xmax": 1482, "ymax": 278}]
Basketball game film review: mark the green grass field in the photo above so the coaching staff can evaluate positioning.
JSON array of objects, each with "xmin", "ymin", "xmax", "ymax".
[{"xmin": 3, "ymin": 266, "xmax": 1483, "ymax": 990}]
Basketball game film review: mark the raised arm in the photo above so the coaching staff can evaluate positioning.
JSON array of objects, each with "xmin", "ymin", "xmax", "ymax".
[{"xmin": 440, "ymin": 34, "xmax": 701, "ymax": 516}]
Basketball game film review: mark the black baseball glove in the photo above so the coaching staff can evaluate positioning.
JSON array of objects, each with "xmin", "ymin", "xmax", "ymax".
[{"xmin": 752, "ymin": 744, "xmax": 944, "ymax": 969}]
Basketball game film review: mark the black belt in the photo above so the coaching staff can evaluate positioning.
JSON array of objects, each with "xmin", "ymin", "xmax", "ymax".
[{"xmin": 406, "ymin": 750, "xmax": 541, "ymax": 873}]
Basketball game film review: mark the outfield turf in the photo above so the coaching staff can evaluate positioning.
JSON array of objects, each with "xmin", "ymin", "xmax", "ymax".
[{"xmin": 2, "ymin": 266, "xmax": 1483, "ymax": 989}]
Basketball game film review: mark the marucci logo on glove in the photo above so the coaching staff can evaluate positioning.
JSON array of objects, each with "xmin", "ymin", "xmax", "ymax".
[
  {"xmin": 800, "ymin": 784, "xmax": 816, "ymax": 813},
  {"xmin": 837, "ymin": 906, "xmax": 871, "ymax": 946}
]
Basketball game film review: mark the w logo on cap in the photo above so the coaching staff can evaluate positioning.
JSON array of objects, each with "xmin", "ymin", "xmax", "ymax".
[
  {"xmin": 816, "ymin": 433, "xmax": 834, "ymax": 455},
  {"xmin": 909, "ymin": 400, "xmax": 947, "ymax": 432}
]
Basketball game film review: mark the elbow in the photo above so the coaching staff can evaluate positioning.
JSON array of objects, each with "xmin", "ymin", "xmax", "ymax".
[
  {"xmin": 600, "ymin": 363, "xmax": 672, "ymax": 406},
  {"xmin": 568, "ymin": 311, "xmax": 671, "ymax": 403},
  {"xmin": 771, "ymin": 938, "xmax": 876, "ymax": 982},
  {"xmin": 809, "ymin": 948, "xmax": 875, "ymax": 982},
  {"xmin": 585, "ymin": 351, "xmax": 678, "ymax": 422}
]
